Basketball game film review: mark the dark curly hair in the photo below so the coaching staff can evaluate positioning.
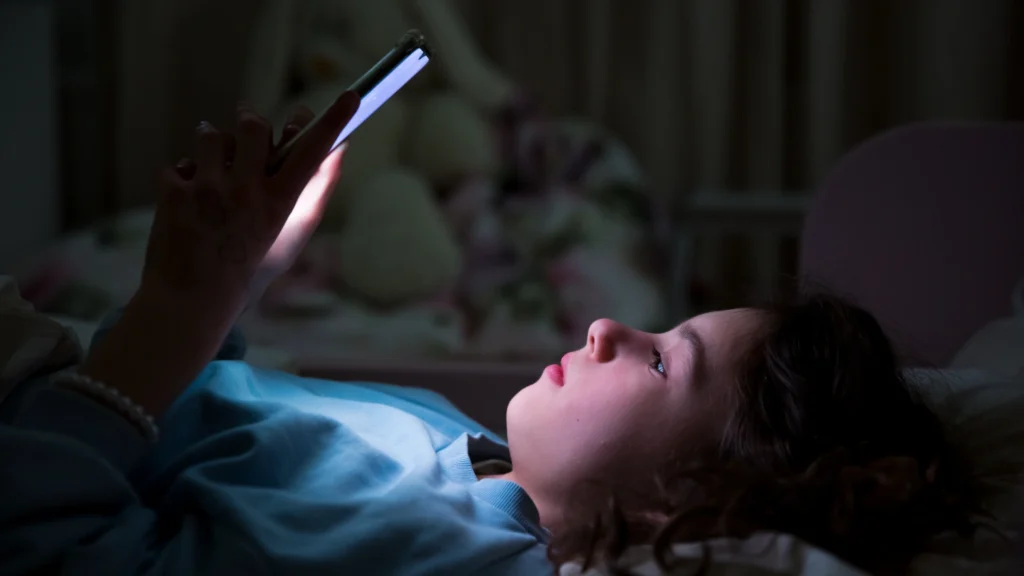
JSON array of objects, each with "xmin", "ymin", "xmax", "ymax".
[{"xmin": 547, "ymin": 293, "xmax": 982, "ymax": 575}]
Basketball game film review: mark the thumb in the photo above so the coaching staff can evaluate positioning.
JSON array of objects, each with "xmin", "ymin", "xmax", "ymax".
[
  {"xmin": 266, "ymin": 144, "xmax": 346, "ymax": 263},
  {"xmin": 294, "ymin": 143, "xmax": 346, "ymax": 225},
  {"xmin": 276, "ymin": 92, "xmax": 359, "ymax": 190}
]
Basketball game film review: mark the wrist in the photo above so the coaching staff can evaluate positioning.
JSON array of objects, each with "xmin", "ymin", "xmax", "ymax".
[
  {"xmin": 79, "ymin": 284, "xmax": 241, "ymax": 417},
  {"xmin": 133, "ymin": 278, "xmax": 246, "ymax": 330},
  {"xmin": 121, "ymin": 284, "xmax": 241, "ymax": 363}
]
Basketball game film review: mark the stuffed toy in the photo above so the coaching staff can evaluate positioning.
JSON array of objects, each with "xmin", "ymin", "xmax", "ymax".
[
  {"xmin": 247, "ymin": 0, "xmax": 518, "ymax": 308},
  {"xmin": 445, "ymin": 116, "xmax": 667, "ymax": 355}
]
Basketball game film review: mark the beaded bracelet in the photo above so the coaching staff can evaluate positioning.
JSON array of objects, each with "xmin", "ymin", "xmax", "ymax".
[{"xmin": 51, "ymin": 372, "xmax": 159, "ymax": 442}]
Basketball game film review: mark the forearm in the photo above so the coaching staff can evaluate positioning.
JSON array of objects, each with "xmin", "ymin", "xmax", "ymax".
[{"xmin": 79, "ymin": 287, "xmax": 239, "ymax": 417}]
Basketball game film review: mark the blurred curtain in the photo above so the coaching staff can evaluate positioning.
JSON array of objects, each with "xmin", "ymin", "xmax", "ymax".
[
  {"xmin": 459, "ymin": 0, "xmax": 1022, "ymax": 201},
  {"xmin": 111, "ymin": 0, "xmax": 1022, "ymax": 214},
  {"xmin": 107, "ymin": 0, "xmax": 1021, "ymax": 307},
  {"xmin": 456, "ymin": 0, "xmax": 1023, "ymax": 306},
  {"xmin": 114, "ymin": 0, "xmax": 270, "ymax": 212}
]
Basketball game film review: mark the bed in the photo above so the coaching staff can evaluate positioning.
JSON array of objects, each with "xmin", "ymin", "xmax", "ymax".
[{"xmin": 4, "ymin": 121, "xmax": 1023, "ymax": 574}]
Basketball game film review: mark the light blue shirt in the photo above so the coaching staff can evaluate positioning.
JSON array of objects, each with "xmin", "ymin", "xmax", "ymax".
[{"xmin": 0, "ymin": 322, "xmax": 550, "ymax": 575}]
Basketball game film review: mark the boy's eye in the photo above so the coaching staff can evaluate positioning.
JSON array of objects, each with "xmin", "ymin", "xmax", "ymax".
[{"xmin": 649, "ymin": 347, "xmax": 665, "ymax": 375}]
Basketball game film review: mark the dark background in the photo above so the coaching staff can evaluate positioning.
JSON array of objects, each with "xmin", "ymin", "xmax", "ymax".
[{"xmin": 1, "ymin": 0, "xmax": 1021, "ymax": 366}]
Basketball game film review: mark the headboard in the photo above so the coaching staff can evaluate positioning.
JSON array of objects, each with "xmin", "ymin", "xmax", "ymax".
[{"xmin": 799, "ymin": 122, "xmax": 1024, "ymax": 367}]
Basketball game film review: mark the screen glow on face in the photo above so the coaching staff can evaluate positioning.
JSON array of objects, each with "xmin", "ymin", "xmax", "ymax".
[{"xmin": 329, "ymin": 48, "xmax": 429, "ymax": 151}]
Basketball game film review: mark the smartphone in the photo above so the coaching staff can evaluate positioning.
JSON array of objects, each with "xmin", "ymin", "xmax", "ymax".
[{"xmin": 269, "ymin": 30, "xmax": 431, "ymax": 171}]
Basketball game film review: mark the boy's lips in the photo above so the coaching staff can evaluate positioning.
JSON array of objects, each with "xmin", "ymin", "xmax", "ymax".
[
  {"xmin": 544, "ymin": 364, "xmax": 564, "ymax": 386},
  {"xmin": 544, "ymin": 351, "xmax": 575, "ymax": 387}
]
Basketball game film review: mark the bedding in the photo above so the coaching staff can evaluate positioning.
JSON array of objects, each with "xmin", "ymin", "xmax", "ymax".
[{"xmin": 949, "ymin": 278, "xmax": 1024, "ymax": 378}]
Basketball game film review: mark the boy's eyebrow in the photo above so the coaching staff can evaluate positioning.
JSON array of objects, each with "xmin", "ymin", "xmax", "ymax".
[{"xmin": 677, "ymin": 323, "xmax": 706, "ymax": 381}]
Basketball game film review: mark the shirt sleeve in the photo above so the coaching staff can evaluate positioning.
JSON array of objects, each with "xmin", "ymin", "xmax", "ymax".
[
  {"xmin": 0, "ymin": 416, "xmax": 275, "ymax": 575},
  {"xmin": 0, "ymin": 305, "xmax": 248, "ymax": 473},
  {"xmin": 0, "ymin": 307, "xmax": 255, "ymax": 574},
  {"xmin": 0, "ymin": 364, "xmax": 269, "ymax": 575}
]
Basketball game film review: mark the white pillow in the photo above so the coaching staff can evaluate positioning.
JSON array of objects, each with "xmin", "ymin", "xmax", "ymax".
[{"xmin": 948, "ymin": 277, "xmax": 1024, "ymax": 378}]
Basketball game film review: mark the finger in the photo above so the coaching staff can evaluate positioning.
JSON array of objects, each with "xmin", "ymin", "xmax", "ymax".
[
  {"xmin": 299, "ymin": 144, "xmax": 346, "ymax": 220},
  {"xmin": 275, "ymin": 91, "xmax": 359, "ymax": 193},
  {"xmin": 281, "ymin": 146, "xmax": 345, "ymax": 231},
  {"xmin": 158, "ymin": 164, "xmax": 190, "ymax": 211},
  {"xmin": 278, "ymin": 124, "xmax": 302, "ymax": 151},
  {"xmin": 195, "ymin": 121, "xmax": 227, "ymax": 182},
  {"xmin": 312, "ymin": 144, "xmax": 346, "ymax": 206},
  {"xmin": 175, "ymin": 158, "xmax": 197, "ymax": 180},
  {"xmin": 224, "ymin": 134, "xmax": 237, "ymax": 167},
  {"xmin": 284, "ymin": 104, "xmax": 316, "ymax": 129},
  {"xmin": 236, "ymin": 101, "xmax": 272, "ymax": 161},
  {"xmin": 161, "ymin": 164, "xmax": 188, "ymax": 189},
  {"xmin": 267, "ymin": 145, "xmax": 346, "ymax": 263},
  {"xmin": 278, "ymin": 105, "xmax": 316, "ymax": 147},
  {"xmin": 233, "ymin": 104, "xmax": 273, "ymax": 178}
]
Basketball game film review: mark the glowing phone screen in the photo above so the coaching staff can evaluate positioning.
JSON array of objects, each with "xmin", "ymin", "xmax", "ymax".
[{"xmin": 329, "ymin": 48, "xmax": 429, "ymax": 152}]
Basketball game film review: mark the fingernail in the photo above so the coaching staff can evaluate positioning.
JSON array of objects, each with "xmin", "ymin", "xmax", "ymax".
[{"xmin": 174, "ymin": 157, "xmax": 197, "ymax": 179}]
